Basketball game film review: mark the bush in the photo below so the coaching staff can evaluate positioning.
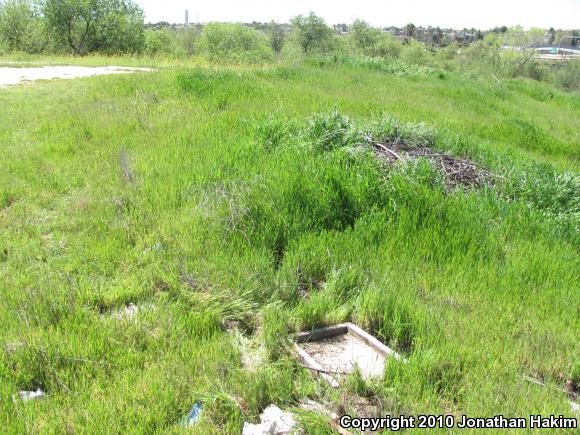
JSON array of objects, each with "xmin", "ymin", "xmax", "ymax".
[
  {"xmin": 144, "ymin": 29, "xmax": 172, "ymax": 56},
  {"xmin": 198, "ymin": 22, "xmax": 272, "ymax": 63},
  {"xmin": 553, "ymin": 60, "xmax": 580, "ymax": 91},
  {"xmin": 372, "ymin": 34, "xmax": 402, "ymax": 58},
  {"xmin": 400, "ymin": 40, "xmax": 430, "ymax": 65},
  {"xmin": 350, "ymin": 19, "xmax": 380, "ymax": 54},
  {"xmin": 348, "ymin": 20, "xmax": 402, "ymax": 59},
  {"xmin": 170, "ymin": 27, "xmax": 199, "ymax": 57},
  {"xmin": 268, "ymin": 21, "xmax": 285, "ymax": 56},
  {"xmin": 522, "ymin": 60, "xmax": 549, "ymax": 81}
]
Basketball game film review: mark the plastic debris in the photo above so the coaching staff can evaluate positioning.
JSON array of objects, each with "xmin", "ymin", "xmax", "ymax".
[
  {"xmin": 572, "ymin": 401, "xmax": 579, "ymax": 414},
  {"xmin": 15, "ymin": 389, "xmax": 45, "ymax": 402},
  {"xmin": 242, "ymin": 405, "xmax": 299, "ymax": 435},
  {"xmin": 4, "ymin": 341, "xmax": 24, "ymax": 354},
  {"xmin": 143, "ymin": 242, "xmax": 163, "ymax": 255},
  {"xmin": 110, "ymin": 302, "xmax": 156, "ymax": 320},
  {"xmin": 113, "ymin": 303, "xmax": 139, "ymax": 320},
  {"xmin": 179, "ymin": 402, "xmax": 202, "ymax": 426}
]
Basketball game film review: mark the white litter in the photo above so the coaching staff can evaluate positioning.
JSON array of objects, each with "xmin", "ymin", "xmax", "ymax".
[
  {"xmin": 113, "ymin": 303, "xmax": 140, "ymax": 320},
  {"xmin": 0, "ymin": 66, "xmax": 152, "ymax": 87},
  {"xmin": 143, "ymin": 242, "xmax": 163, "ymax": 255},
  {"xmin": 4, "ymin": 341, "xmax": 24, "ymax": 354},
  {"xmin": 242, "ymin": 405, "xmax": 300, "ymax": 435},
  {"xmin": 111, "ymin": 302, "xmax": 155, "ymax": 320},
  {"xmin": 571, "ymin": 401, "xmax": 579, "ymax": 413},
  {"xmin": 15, "ymin": 388, "xmax": 45, "ymax": 402}
]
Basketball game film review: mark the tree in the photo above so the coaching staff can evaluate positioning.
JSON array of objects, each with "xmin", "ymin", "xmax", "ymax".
[
  {"xmin": 433, "ymin": 27, "xmax": 443, "ymax": 45},
  {"xmin": 0, "ymin": 0, "xmax": 45, "ymax": 52},
  {"xmin": 268, "ymin": 20, "xmax": 284, "ymax": 55},
  {"xmin": 546, "ymin": 27, "xmax": 556, "ymax": 45},
  {"xmin": 43, "ymin": 0, "xmax": 145, "ymax": 55},
  {"xmin": 333, "ymin": 23, "xmax": 348, "ymax": 34},
  {"xmin": 404, "ymin": 23, "xmax": 416, "ymax": 40},
  {"xmin": 351, "ymin": 19, "xmax": 380, "ymax": 52},
  {"xmin": 291, "ymin": 12, "xmax": 332, "ymax": 53},
  {"xmin": 571, "ymin": 30, "xmax": 579, "ymax": 47}
]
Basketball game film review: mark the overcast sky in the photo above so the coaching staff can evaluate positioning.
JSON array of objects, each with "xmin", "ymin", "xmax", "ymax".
[{"xmin": 135, "ymin": 0, "xmax": 580, "ymax": 29}]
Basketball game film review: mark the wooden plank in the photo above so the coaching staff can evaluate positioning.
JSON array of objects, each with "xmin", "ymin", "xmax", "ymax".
[
  {"xmin": 295, "ymin": 323, "xmax": 349, "ymax": 343},
  {"xmin": 345, "ymin": 323, "xmax": 403, "ymax": 361}
]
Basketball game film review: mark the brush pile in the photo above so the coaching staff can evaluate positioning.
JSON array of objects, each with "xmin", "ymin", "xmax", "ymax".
[{"xmin": 368, "ymin": 136, "xmax": 494, "ymax": 188}]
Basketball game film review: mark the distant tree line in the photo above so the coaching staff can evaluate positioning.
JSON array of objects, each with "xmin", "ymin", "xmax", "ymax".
[{"xmin": 0, "ymin": 3, "xmax": 578, "ymax": 59}]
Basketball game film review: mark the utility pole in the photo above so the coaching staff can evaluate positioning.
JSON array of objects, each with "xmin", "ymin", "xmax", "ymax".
[{"xmin": 185, "ymin": 9, "xmax": 189, "ymax": 28}]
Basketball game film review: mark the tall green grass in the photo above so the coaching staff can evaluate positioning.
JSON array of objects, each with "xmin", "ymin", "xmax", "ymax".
[{"xmin": 0, "ymin": 58, "xmax": 578, "ymax": 432}]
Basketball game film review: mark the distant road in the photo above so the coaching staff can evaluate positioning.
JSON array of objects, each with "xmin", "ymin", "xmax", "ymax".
[{"xmin": 502, "ymin": 45, "xmax": 580, "ymax": 62}]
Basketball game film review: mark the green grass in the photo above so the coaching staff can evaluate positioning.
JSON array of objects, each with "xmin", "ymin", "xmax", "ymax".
[{"xmin": 0, "ymin": 56, "xmax": 578, "ymax": 433}]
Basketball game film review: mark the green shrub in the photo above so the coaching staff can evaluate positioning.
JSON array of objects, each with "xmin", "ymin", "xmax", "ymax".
[
  {"xmin": 400, "ymin": 40, "xmax": 430, "ymax": 65},
  {"xmin": 553, "ymin": 60, "xmax": 580, "ymax": 90},
  {"xmin": 372, "ymin": 34, "xmax": 402, "ymax": 58},
  {"xmin": 268, "ymin": 21, "xmax": 285, "ymax": 55},
  {"xmin": 168, "ymin": 27, "xmax": 200, "ymax": 57},
  {"xmin": 198, "ymin": 22, "xmax": 272, "ymax": 63},
  {"xmin": 144, "ymin": 29, "xmax": 172, "ymax": 56},
  {"xmin": 350, "ymin": 19, "xmax": 381, "ymax": 54}
]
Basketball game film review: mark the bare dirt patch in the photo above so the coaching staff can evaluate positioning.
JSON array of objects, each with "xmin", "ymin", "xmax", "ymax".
[{"xmin": 0, "ymin": 66, "xmax": 153, "ymax": 87}]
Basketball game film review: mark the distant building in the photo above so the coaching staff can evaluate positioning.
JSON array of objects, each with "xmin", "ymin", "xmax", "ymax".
[
  {"xmin": 443, "ymin": 31, "xmax": 475, "ymax": 46},
  {"xmin": 382, "ymin": 26, "xmax": 402, "ymax": 35}
]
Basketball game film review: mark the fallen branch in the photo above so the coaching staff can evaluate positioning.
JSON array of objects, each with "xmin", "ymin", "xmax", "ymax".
[
  {"xmin": 365, "ymin": 135, "xmax": 494, "ymax": 189},
  {"xmin": 373, "ymin": 143, "xmax": 403, "ymax": 161},
  {"xmin": 523, "ymin": 375, "xmax": 578, "ymax": 400}
]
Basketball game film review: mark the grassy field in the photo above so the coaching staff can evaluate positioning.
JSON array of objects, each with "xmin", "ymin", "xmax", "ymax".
[{"xmin": 0, "ymin": 56, "xmax": 578, "ymax": 433}]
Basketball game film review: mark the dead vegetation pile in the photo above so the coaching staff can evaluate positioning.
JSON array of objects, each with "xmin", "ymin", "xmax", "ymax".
[{"xmin": 367, "ymin": 136, "xmax": 494, "ymax": 189}]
